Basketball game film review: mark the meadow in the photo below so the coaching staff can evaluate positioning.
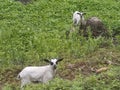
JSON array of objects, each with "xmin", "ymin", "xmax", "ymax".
[{"xmin": 0, "ymin": 0, "xmax": 120, "ymax": 90}]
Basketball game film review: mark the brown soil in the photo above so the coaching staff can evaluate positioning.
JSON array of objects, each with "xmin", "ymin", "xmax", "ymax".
[
  {"xmin": 58, "ymin": 49, "xmax": 120, "ymax": 80},
  {"xmin": 0, "ymin": 67, "xmax": 21, "ymax": 89}
]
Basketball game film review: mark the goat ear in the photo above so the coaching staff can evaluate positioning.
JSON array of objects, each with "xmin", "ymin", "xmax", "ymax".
[
  {"xmin": 77, "ymin": 12, "xmax": 81, "ymax": 15},
  {"xmin": 44, "ymin": 59, "xmax": 50, "ymax": 63},
  {"xmin": 57, "ymin": 58, "xmax": 64, "ymax": 62}
]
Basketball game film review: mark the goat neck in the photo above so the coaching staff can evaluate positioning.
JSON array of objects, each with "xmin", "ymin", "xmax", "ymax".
[{"xmin": 80, "ymin": 15, "xmax": 86, "ymax": 29}]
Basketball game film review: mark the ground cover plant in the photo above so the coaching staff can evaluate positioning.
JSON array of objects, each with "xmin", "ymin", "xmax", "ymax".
[{"xmin": 0, "ymin": 0, "xmax": 120, "ymax": 90}]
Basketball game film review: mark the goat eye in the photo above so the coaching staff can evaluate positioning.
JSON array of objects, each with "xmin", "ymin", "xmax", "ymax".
[{"xmin": 50, "ymin": 62, "xmax": 53, "ymax": 65}]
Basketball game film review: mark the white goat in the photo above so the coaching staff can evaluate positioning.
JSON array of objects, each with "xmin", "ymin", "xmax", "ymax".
[
  {"xmin": 73, "ymin": 11, "xmax": 85, "ymax": 26},
  {"xmin": 66, "ymin": 11, "xmax": 84, "ymax": 38},
  {"xmin": 17, "ymin": 58, "xmax": 63, "ymax": 89}
]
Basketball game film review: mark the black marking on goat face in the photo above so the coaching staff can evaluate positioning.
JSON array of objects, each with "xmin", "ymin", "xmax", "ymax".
[
  {"xmin": 77, "ymin": 12, "xmax": 86, "ymax": 17},
  {"xmin": 50, "ymin": 62, "xmax": 54, "ymax": 65},
  {"xmin": 54, "ymin": 65, "xmax": 57, "ymax": 69},
  {"xmin": 50, "ymin": 62, "xmax": 57, "ymax": 69}
]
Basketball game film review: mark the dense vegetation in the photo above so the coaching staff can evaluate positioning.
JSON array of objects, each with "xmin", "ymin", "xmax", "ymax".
[{"xmin": 0, "ymin": 0, "xmax": 120, "ymax": 90}]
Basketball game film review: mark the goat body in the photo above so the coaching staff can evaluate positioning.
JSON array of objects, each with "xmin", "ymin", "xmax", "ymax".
[
  {"xmin": 17, "ymin": 58, "xmax": 63, "ymax": 89},
  {"xmin": 17, "ymin": 65, "xmax": 55, "ymax": 88}
]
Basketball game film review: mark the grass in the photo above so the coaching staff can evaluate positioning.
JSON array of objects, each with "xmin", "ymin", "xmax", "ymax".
[{"xmin": 0, "ymin": 0, "xmax": 120, "ymax": 90}]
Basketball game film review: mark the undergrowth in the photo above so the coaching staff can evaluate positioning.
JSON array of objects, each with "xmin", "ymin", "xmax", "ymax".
[{"xmin": 0, "ymin": 0, "xmax": 120, "ymax": 90}]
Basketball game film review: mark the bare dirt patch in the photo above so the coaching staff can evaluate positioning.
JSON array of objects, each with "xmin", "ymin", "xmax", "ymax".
[
  {"xmin": 0, "ymin": 67, "xmax": 22, "ymax": 89},
  {"xmin": 58, "ymin": 48, "xmax": 120, "ymax": 80}
]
